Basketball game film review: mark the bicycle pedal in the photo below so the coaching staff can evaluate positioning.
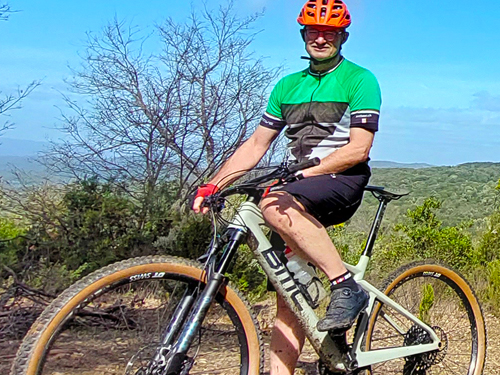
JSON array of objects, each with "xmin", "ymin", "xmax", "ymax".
[{"xmin": 328, "ymin": 328, "xmax": 349, "ymax": 337}]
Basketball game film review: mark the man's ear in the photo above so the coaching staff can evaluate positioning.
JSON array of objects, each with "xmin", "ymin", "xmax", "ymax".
[
  {"xmin": 300, "ymin": 28, "xmax": 306, "ymax": 41},
  {"xmin": 342, "ymin": 31, "xmax": 349, "ymax": 45}
]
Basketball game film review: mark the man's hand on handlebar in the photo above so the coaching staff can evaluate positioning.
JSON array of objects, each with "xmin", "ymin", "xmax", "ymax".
[
  {"xmin": 192, "ymin": 158, "xmax": 320, "ymax": 213},
  {"xmin": 192, "ymin": 184, "xmax": 219, "ymax": 214}
]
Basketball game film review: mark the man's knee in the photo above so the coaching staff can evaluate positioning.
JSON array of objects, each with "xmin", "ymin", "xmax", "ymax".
[{"xmin": 260, "ymin": 192, "xmax": 304, "ymax": 228}]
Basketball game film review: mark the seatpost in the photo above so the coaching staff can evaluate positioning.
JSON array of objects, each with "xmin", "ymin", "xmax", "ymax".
[{"xmin": 361, "ymin": 196, "xmax": 389, "ymax": 257}]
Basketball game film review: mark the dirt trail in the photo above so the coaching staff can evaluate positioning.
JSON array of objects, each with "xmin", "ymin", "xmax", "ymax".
[
  {"xmin": 256, "ymin": 300, "xmax": 499, "ymax": 375},
  {"xmin": 2, "ymin": 302, "xmax": 499, "ymax": 374}
]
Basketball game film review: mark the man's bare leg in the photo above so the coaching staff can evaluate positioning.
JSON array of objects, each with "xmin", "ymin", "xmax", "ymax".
[
  {"xmin": 262, "ymin": 191, "xmax": 347, "ymax": 373},
  {"xmin": 270, "ymin": 294, "xmax": 305, "ymax": 375},
  {"xmin": 262, "ymin": 190, "xmax": 368, "ymax": 338}
]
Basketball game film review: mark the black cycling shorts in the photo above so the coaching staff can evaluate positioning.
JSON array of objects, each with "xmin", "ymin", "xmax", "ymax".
[{"xmin": 267, "ymin": 163, "xmax": 370, "ymax": 227}]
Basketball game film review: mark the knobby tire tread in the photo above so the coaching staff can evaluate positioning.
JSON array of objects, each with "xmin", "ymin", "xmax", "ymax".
[{"xmin": 11, "ymin": 255, "xmax": 265, "ymax": 375}]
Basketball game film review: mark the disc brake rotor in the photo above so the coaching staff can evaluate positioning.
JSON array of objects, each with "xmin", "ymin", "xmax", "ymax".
[{"xmin": 124, "ymin": 344, "xmax": 162, "ymax": 375}]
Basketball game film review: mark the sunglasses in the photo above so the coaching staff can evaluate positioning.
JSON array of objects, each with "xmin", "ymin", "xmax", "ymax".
[{"xmin": 304, "ymin": 29, "xmax": 343, "ymax": 41}]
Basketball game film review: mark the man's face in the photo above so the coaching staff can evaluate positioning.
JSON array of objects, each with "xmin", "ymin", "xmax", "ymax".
[{"xmin": 303, "ymin": 26, "xmax": 347, "ymax": 61}]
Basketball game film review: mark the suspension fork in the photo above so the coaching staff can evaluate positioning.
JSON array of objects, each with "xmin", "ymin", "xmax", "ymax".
[{"xmin": 159, "ymin": 228, "xmax": 247, "ymax": 374}]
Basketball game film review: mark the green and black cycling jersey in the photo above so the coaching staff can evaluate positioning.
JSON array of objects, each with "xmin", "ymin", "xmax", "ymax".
[{"xmin": 259, "ymin": 57, "xmax": 381, "ymax": 163}]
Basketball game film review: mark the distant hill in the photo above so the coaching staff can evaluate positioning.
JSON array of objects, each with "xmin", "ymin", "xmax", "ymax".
[
  {"xmin": 370, "ymin": 161, "xmax": 434, "ymax": 169},
  {"xmin": 0, "ymin": 139, "xmax": 58, "ymax": 184},
  {"xmin": 0, "ymin": 138, "xmax": 50, "ymax": 156},
  {"xmin": 0, "ymin": 156, "xmax": 54, "ymax": 185},
  {"xmin": 350, "ymin": 162, "xmax": 500, "ymax": 231},
  {"xmin": 0, "ymin": 156, "xmax": 45, "ymax": 171},
  {"xmin": 1, "ymin": 147, "xmax": 499, "ymax": 229}
]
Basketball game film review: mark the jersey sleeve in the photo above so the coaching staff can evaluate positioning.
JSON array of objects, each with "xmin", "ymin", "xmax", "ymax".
[
  {"xmin": 349, "ymin": 70, "xmax": 382, "ymax": 132},
  {"xmin": 259, "ymin": 79, "xmax": 287, "ymax": 132}
]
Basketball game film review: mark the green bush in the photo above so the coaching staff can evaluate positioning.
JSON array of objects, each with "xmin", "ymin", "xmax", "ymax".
[
  {"xmin": 482, "ymin": 260, "xmax": 500, "ymax": 309},
  {"xmin": 0, "ymin": 217, "xmax": 28, "ymax": 275},
  {"xmin": 476, "ymin": 210, "xmax": 500, "ymax": 264},
  {"xmin": 153, "ymin": 209, "xmax": 212, "ymax": 260},
  {"xmin": 1, "ymin": 179, "xmax": 198, "ymax": 292},
  {"xmin": 328, "ymin": 224, "xmax": 365, "ymax": 266},
  {"xmin": 227, "ymin": 244, "xmax": 267, "ymax": 301},
  {"xmin": 373, "ymin": 197, "xmax": 475, "ymax": 278}
]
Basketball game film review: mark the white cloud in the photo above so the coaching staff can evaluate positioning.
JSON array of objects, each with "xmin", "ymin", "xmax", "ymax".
[{"xmin": 472, "ymin": 91, "xmax": 500, "ymax": 112}]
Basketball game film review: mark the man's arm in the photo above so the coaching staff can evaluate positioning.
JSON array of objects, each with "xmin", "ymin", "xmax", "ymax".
[
  {"xmin": 302, "ymin": 128, "xmax": 374, "ymax": 177},
  {"xmin": 193, "ymin": 126, "xmax": 280, "ymax": 213}
]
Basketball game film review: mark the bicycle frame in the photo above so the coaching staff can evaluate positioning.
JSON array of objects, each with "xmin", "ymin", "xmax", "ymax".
[{"xmin": 228, "ymin": 196, "xmax": 442, "ymax": 372}]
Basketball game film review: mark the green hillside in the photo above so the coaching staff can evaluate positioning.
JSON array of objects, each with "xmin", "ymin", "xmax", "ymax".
[{"xmin": 352, "ymin": 162, "xmax": 500, "ymax": 231}]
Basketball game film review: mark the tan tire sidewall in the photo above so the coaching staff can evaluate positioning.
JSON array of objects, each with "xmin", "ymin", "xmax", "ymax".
[{"xmin": 24, "ymin": 262, "xmax": 261, "ymax": 375}]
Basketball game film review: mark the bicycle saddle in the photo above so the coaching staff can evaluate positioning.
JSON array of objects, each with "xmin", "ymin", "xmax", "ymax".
[{"xmin": 364, "ymin": 185, "xmax": 409, "ymax": 201}]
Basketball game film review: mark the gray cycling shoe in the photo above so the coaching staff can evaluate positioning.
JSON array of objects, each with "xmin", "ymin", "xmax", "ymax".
[{"xmin": 317, "ymin": 286, "xmax": 369, "ymax": 333}]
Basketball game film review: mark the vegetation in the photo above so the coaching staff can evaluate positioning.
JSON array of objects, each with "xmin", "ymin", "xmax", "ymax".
[
  {"xmin": 2, "ymin": 162, "xmax": 500, "ymax": 307},
  {"xmin": 0, "ymin": 178, "xmax": 210, "ymax": 293},
  {"xmin": 366, "ymin": 163, "xmax": 500, "ymax": 226},
  {"xmin": 340, "ymin": 170, "xmax": 500, "ymax": 312}
]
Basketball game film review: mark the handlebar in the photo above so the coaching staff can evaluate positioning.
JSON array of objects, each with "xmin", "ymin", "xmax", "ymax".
[
  {"xmin": 199, "ymin": 157, "xmax": 320, "ymax": 213},
  {"xmin": 217, "ymin": 157, "xmax": 320, "ymax": 200}
]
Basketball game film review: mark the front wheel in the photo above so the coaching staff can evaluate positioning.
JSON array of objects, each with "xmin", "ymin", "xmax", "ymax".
[
  {"xmin": 12, "ymin": 256, "xmax": 264, "ymax": 375},
  {"xmin": 365, "ymin": 260, "xmax": 486, "ymax": 375}
]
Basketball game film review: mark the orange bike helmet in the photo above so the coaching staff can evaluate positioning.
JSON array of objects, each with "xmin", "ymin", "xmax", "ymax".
[{"xmin": 297, "ymin": 0, "xmax": 351, "ymax": 28}]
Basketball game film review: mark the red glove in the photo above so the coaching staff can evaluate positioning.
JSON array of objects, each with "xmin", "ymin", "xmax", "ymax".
[{"xmin": 195, "ymin": 184, "xmax": 219, "ymax": 199}]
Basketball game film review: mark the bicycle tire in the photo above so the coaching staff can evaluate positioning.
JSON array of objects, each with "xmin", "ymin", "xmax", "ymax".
[
  {"xmin": 11, "ymin": 255, "xmax": 264, "ymax": 375},
  {"xmin": 365, "ymin": 260, "xmax": 486, "ymax": 375}
]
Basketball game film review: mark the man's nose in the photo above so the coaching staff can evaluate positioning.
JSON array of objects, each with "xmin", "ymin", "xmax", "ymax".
[{"xmin": 315, "ymin": 32, "xmax": 327, "ymax": 43}]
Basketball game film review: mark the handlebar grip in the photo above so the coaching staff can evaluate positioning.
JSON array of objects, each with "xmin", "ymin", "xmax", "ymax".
[{"xmin": 288, "ymin": 157, "xmax": 320, "ymax": 174}]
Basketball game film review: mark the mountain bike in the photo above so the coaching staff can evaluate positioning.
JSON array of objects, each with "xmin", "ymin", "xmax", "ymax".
[{"xmin": 11, "ymin": 159, "xmax": 487, "ymax": 375}]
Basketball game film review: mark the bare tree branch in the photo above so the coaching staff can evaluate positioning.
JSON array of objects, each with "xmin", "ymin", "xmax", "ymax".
[
  {"xmin": 0, "ymin": 80, "xmax": 40, "ymax": 136},
  {"xmin": 43, "ymin": 4, "xmax": 280, "ymax": 219},
  {"xmin": 0, "ymin": 3, "xmax": 40, "ymax": 137}
]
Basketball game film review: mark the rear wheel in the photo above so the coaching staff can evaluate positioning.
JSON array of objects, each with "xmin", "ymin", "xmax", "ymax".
[
  {"xmin": 365, "ymin": 260, "xmax": 486, "ymax": 375},
  {"xmin": 12, "ymin": 256, "xmax": 264, "ymax": 375}
]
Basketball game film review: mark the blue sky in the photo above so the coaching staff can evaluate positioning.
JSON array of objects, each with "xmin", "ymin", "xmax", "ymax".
[{"xmin": 1, "ymin": 0, "xmax": 500, "ymax": 165}]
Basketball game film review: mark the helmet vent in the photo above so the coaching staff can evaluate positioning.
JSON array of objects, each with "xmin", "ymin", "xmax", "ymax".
[
  {"xmin": 331, "ymin": 13, "xmax": 340, "ymax": 18},
  {"xmin": 333, "ymin": 5, "xmax": 342, "ymax": 10},
  {"xmin": 321, "ymin": 7, "xmax": 327, "ymax": 18},
  {"xmin": 307, "ymin": 11, "xmax": 315, "ymax": 17},
  {"xmin": 307, "ymin": 3, "xmax": 316, "ymax": 9},
  {"xmin": 322, "ymin": 0, "xmax": 329, "ymax": 5}
]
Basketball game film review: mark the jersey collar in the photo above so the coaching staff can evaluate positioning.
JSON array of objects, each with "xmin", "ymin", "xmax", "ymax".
[{"xmin": 308, "ymin": 56, "xmax": 344, "ymax": 77}]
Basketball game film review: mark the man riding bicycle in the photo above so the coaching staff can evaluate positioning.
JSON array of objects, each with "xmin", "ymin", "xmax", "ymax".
[{"xmin": 193, "ymin": 1, "xmax": 381, "ymax": 373}]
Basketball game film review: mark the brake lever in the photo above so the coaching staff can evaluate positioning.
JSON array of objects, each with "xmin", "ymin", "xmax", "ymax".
[
  {"xmin": 282, "ymin": 172, "xmax": 305, "ymax": 183},
  {"xmin": 201, "ymin": 194, "xmax": 225, "ymax": 212}
]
